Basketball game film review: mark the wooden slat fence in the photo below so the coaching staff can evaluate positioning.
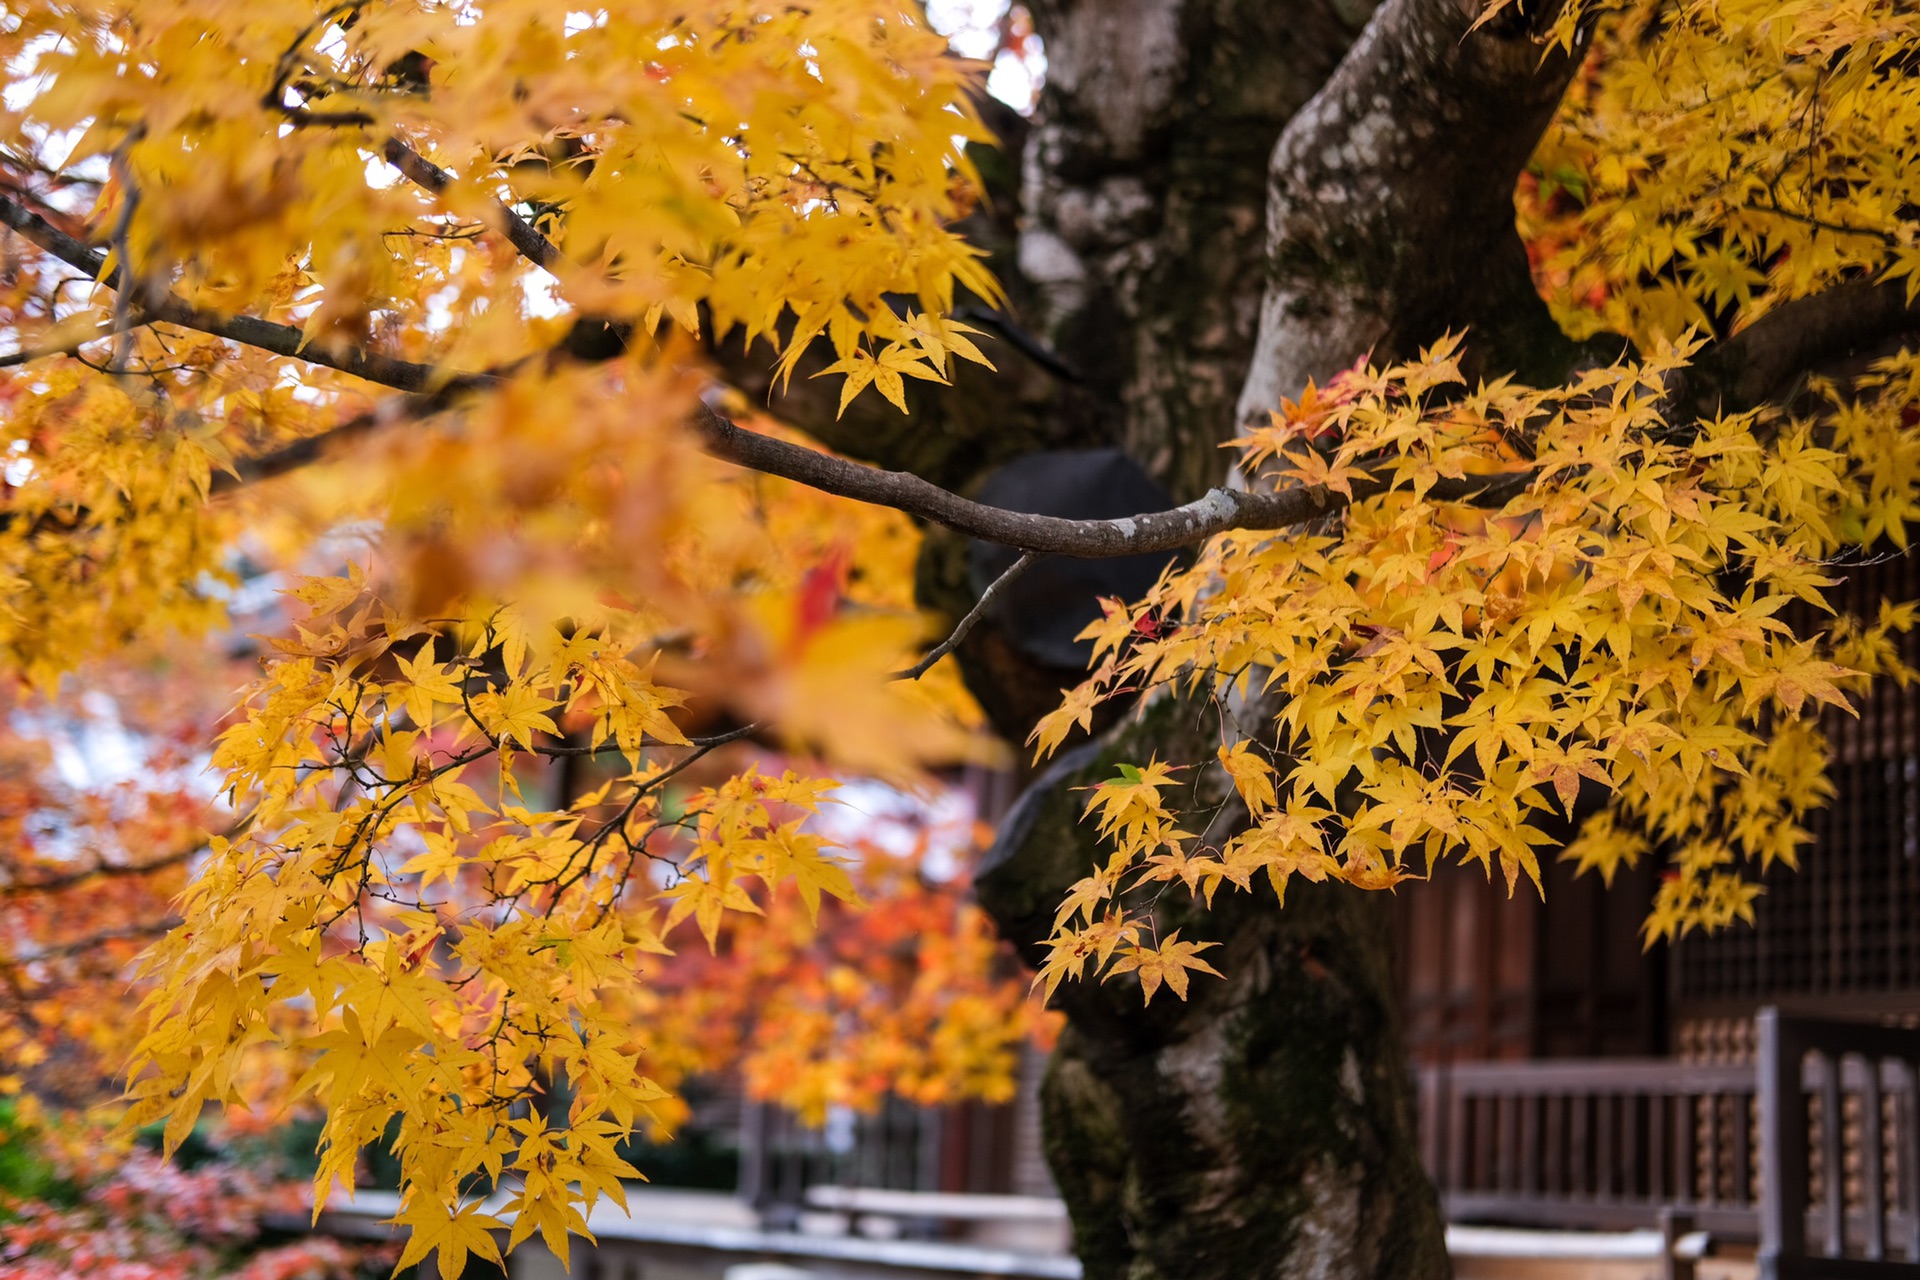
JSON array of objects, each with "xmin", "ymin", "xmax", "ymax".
[
  {"xmin": 1420, "ymin": 1058, "xmax": 1761, "ymax": 1235},
  {"xmin": 1757, "ymin": 1010, "xmax": 1920, "ymax": 1278},
  {"xmin": 1418, "ymin": 1009, "xmax": 1920, "ymax": 1276}
]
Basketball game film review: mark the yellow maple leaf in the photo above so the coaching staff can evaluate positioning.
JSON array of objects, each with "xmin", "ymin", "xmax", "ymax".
[
  {"xmin": 1107, "ymin": 932, "xmax": 1223, "ymax": 1004},
  {"xmin": 392, "ymin": 1199, "xmax": 506, "ymax": 1280}
]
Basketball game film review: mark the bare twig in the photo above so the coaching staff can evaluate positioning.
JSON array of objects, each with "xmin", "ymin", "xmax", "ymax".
[
  {"xmin": 506, "ymin": 724, "xmax": 763, "ymax": 759},
  {"xmin": 894, "ymin": 552, "xmax": 1037, "ymax": 680},
  {"xmin": 106, "ymin": 131, "xmax": 143, "ymax": 375},
  {"xmin": 381, "ymin": 137, "xmax": 562, "ymax": 272}
]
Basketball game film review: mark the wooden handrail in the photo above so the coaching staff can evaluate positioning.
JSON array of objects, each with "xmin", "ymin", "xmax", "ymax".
[
  {"xmin": 1756, "ymin": 1009, "xmax": 1920, "ymax": 1278},
  {"xmin": 1419, "ymin": 1008, "xmax": 1920, "ymax": 1278}
]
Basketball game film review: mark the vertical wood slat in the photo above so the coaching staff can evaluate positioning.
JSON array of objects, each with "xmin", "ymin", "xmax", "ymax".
[
  {"xmin": 1901, "ymin": 1061, "xmax": 1920, "ymax": 1262},
  {"xmin": 1476, "ymin": 1092, "xmax": 1495, "ymax": 1192},
  {"xmin": 1677, "ymin": 1094, "xmax": 1695, "ymax": 1206},
  {"xmin": 1419, "ymin": 1067, "xmax": 1446, "ymax": 1187},
  {"xmin": 1651, "ymin": 1091, "xmax": 1668, "ymax": 1201},
  {"xmin": 1598, "ymin": 1094, "xmax": 1617, "ymax": 1199},
  {"xmin": 1759, "ymin": 1009, "xmax": 1810, "ymax": 1264},
  {"xmin": 1704, "ymin": 1088, "xmax": 1722, "ymax": 1207},
  {"xmin": 1623, "ymin": 1093, "xmax": 1641, "ymax": 1201},
  {"xmin": 1824, "ymin": 1056, "xmax": 1846, "ymax": 1257},
  {"xmin": 1521, "ymin": 1092, "xmax": 1540, "ymax": 1199},
  {"xmin": 1545, "ymin": 1093, "xmax": 1565, "ymax": 1197},
  {"xmin": 1572, "ymin": 1092, "xmax": 1590, "ymax": 1198},
  {"xmin": 1863, "ymin": 1059, "xmax": 1887, "ymax": 1261},
  {"xmin": 1447, "ymin": 1078, "xmax": 1469, "ymax": 1197},
  {"xmin": 1497, "ymin": 1093, "xmax": 1517, "ymax": 1194},
  {"xmin": 1732, "ymin": 1091, "xmax": 1752, "ymax": 1206}
]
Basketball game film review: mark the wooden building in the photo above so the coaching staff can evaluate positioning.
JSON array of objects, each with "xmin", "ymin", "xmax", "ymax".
[{"xmin": 1398, "ymin": 553, "xmax": 1920, "ymax": 1070}]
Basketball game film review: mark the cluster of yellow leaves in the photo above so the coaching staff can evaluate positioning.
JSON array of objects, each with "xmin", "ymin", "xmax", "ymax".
[
  {"xmin": 1526, "ymin": 0, "xmax": 1920, "ymax": 342},
  {"xmin": 0, "ymin": 5, "xmax": 1010, "ymax": 1201},
  {"xmin": 0, "ymin": 345, "xmax": 264, "ymax": 687},
  {"xmin": 0, "ymin": 0, "xmax": 1002, "ymax": 699},
  {"xmin": 123, "ymin": 579, "xmax": 884, "ymax": 1274},
  {"xmin": 1033, "ymin": 335, "xmax": 1920, "ymax": 1004},
  {"xmin": 2, "ymin": 0, "xmax": 994, "ymax": 382},
  {"xmin": 0, "ymin": 332, "xmax": 987, "ymax": 768}
]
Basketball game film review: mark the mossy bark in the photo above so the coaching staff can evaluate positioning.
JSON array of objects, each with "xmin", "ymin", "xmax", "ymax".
[{"xmin": 976, "ymin": 700, "xmax": 1448, "ymax": 1280}]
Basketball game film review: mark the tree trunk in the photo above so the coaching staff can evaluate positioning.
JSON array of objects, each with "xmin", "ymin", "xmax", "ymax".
[
  {"xmin": 975, "ymin": 698, "xmax": 1448, "ymax": 1279},
  {"xmin": 749, "ymin": 0, "xmax": 1591, "ymax": 1272},
  {"xmin": 957, "ymin": 1, "xmax": 1587, "ymax": 1274}
]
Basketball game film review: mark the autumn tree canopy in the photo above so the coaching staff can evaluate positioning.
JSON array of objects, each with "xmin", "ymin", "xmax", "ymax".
[{"xmin": 4, "ymin": 0, "xmax": 1920, "ymax": 1276}]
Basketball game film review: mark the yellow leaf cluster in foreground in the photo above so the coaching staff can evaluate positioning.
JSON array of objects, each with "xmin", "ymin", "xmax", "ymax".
[
  {"xmin": 1035, "ymin": 336, "xmax": 1920, "ymax": 1004},
  {"xmin": 126, "ymin": 590, "xmax": 870, "ymax": 1271}
]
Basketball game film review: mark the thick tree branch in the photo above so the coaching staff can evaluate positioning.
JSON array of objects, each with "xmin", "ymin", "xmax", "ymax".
[
  {"xmin": 689, "ymin": 402, "xmax": 1531, "ymax": 556},
  {"xmin": 0, "ymin": 193, "xmax": 447, "ymax": 391},
  {"xmin": 1237, "ymin": 0, "xmax": 1586, "ymax": 422},
  {"xmin": 210, "ymin": 381, "xmax": 1529, "ymax": 558},
  {"xmin": 1687, "ymin": 281, "xmax": 1920, "ymax": 415},
  {"xmin": 2, "ymin": 166, "xmax": 1531, "ymax": 561}
]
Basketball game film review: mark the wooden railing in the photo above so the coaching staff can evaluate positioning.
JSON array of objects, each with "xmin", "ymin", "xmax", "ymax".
[
  {"xmin": 1418, "ymin": 1057, "xmax": 1761, "ymax": 1235},
  {"xmin": 1756, "ymin": 1010, "xmax": 1920, "ymax": 1278},
  {"xmin": 1417, "ymin": 1009, "xmax": 1920, "ymax": 1276}
]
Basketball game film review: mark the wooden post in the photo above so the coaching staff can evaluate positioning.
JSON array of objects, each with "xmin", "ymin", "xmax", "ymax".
[
  {"xmin": 1864, "ymin": 1058, "xmax": 1887, "ymax": 1261},
  {"xmin": 1822, "ymin": 1059, "xmax": 1845, "ymax": 1257},
  {"xmin": 1758, "ymin": 1007, "xmax": 1809, "ymax": 1279},
  {"xmin": 1661, "ymin": 1206, "xmax": 1699, "ymax": 1280},
  {"xmin": 1900, "ymin": 1060, "xmax": 1920, "ymax": 1262}
]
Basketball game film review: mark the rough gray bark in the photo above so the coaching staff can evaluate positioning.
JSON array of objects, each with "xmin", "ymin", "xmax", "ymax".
[
  {"xmin": 1236, "ymin": 0, "xmax": 1588, "ymax": 426},
  {"xmin": 1017, "ymin": 0, "xmax": 1378, "ymax": 501}
]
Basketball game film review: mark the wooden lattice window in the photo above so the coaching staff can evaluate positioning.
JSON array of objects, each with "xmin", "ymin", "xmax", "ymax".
[{"xmin": 1674, "ymin": 554, "xmax": 1920, "ymax": 1011}]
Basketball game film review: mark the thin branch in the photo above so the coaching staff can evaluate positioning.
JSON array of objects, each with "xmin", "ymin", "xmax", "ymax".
[
  {"xmin": 511, "ymin": 724, "xmax": 764, "ymax": 759},
  {"xmin": 0, "ymin": 919, "xmax": 181, "ymax": 966},
  {"xmin": 106, "ymin": 131, "xmax": 143, "ymax": 374},
  {"xmin": 207, "ymin": 368, "xmax": 502, "ymax": 493},
  {"xmin": 1, "ymin": 190, "xmax": 1534, "ymax": 559},
  {"xmin": 2, "ymin": 844, "xmax": 201, "ymax": 896},
  {"xmin": 207, "ymin": 387, "xmax": 1530, "ymax": 556},
  {"xmin": 894, "ymin": 552, "xmax": 1036, "ymax": 680},
  {"xmin": 381, "ymin": 137, "xmax": 562, "ymax": 273},
  {"xmin": 954, "ymin": 307, "xmax": 1081, "ymax": 383},
  {"xmin": 263, "ymin": 2, "xmax": 375, "ymax": 128},
  {"xmin": 690, "ymin": 401, "xmax": 1536, "ymax": 557},
  {"xmin": 0, "ymin": 318, "xmax": 145, "ymax": 367}
]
